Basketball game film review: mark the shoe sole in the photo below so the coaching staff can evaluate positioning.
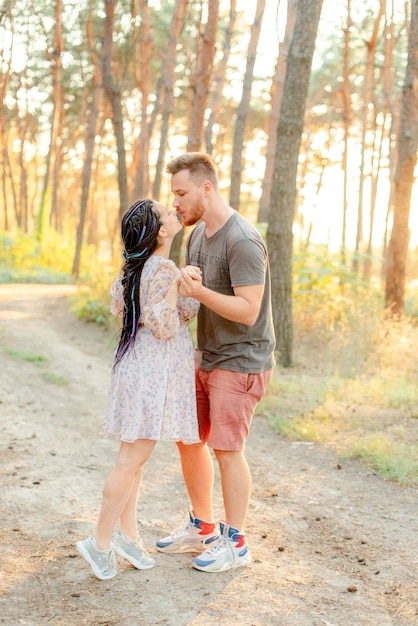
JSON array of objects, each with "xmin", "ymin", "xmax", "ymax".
[
  {"xmin": 76, "ymin": 541, "xmax": 117, "ymax": 580},
  {"xmin": 192, "ymin": 553, "xmax": 252, "ymax": 573},
  {"xmin": 156, "ymin": 534, "xmax": 219, "ymax": 554},
  {"xmin": 112, "ymin": 545, "xmax": 155, "ymax": 569},
  {"xmin": 156, "ymin": 542, "xmax": 205, "ymax": 554}
]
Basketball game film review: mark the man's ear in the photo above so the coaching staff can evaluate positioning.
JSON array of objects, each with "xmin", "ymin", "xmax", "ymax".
[{"xmin": 203, "ymin": 180, "xmax": 212, "ymax": 195}]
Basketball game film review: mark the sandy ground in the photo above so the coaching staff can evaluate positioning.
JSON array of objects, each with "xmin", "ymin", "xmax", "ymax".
[{"xmin": 0, "ymin": 283, "xmax": 417, "ymax": 626}]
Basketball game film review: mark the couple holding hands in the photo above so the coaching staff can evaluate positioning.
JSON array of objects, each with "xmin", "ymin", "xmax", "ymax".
[{"xmin": 77, "ymin": 152, "xmax": 275, "ymax": 579}]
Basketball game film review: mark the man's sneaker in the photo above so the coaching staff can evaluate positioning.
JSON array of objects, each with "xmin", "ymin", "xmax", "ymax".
[
  {"xmin": 192, "ymin": 522, "xmax": 251, "ymax": 572},
  {"xmin": 76, "ymin": 535, "xmax": 117, "ymax": 580},
  {"xmin": 156, "ymin": 510, "xmax": 218, "ymax": 554},
  {"xmin": 111, "ymin": 531, "xmax": 155, "ymax": 570}
]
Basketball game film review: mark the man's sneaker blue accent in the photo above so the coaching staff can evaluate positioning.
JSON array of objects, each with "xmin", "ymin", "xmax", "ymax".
[
  {"xmin": 192, "ymin": 522, "xmax": 251, "ymax": 572},
  {"xmin": 156, "ymin": 509, "xmax": 218, "ymax": 554},
  {"xmin": 76, "ymin": 535, "xmax": 117, "ymax": 580}
]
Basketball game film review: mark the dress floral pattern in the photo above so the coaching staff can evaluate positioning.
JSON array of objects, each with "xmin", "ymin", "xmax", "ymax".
[{"xmin": 103, "ymin": 255, "xmax": 200, "ymax": 444}]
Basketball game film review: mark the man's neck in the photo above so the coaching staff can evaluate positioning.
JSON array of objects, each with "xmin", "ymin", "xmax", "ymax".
[{"xmin": 204, "ymin": 203, "xmax": 235, "ymax": 238}]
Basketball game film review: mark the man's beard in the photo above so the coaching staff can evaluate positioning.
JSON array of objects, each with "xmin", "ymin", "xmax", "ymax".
[{"xmin": 182, "ymin": 201, "xmax": 204, "ymax": 226}]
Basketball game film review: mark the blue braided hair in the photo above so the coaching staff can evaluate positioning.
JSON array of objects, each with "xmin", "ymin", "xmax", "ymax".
[{"xmin": 113, "ymin": 199, "xmax": 161, "ymax": 368}]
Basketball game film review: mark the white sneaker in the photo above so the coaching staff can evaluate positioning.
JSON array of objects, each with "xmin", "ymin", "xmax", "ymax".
[
  {"xmin": 156, "ymin": 510, "xmax": 218, "ymax": 554},
  {"xmin": 111, "ymin": 531, "xmax": 155, "ymax": 569},
  {"xmin": 192, "ymin": 522, "xmax": 251, "ymax": 572},
  {"xmin": 76, "ymin": 536, "xmax": 117, "ymax": 580}
]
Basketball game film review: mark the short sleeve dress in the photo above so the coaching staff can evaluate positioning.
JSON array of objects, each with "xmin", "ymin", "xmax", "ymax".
[{"xmin": 103, "ymin": 255, "xmax": 200, "ymax": 444}]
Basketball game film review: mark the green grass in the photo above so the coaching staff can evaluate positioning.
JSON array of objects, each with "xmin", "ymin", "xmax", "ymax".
[
  {"xmin": 350, "ymin": 436, "xmax": 418, "ymax": 483},
  {"xmin": 42, "ymin": 372, "xmax": 69, "ymax": 385},
  {"xmin": 258, "ymin": 284, "xmax": 418, "ymax": 485},
  {"xmin": 4, "ymin": 349, "xmax": 69, "ymax": 385},
  {"xmin": 4, "ymin": 348, "xmax": 48, "ymax": 363}
]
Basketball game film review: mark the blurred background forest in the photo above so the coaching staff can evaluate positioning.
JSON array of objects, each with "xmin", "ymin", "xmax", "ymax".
[{"xmin": 1, "ymin": 0, "xmax": 417, "ymax": 482}]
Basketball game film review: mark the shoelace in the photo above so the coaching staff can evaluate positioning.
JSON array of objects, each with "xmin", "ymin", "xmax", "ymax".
[
  {"xmin": 171, "ymin": 522, "xmax": 192, "ymax": 538},
  {"xmin": 205, "ymin": 536, "xmax": 228, "ymax": 555},
  {"xmin": 104, "ymin": 548, "xmax": 116, "ymax": 570}
]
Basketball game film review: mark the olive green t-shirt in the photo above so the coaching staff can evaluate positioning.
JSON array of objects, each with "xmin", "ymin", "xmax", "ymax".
[{"xmin": 185, "ymin": 212, "xmax": 276, "ymax": 373}]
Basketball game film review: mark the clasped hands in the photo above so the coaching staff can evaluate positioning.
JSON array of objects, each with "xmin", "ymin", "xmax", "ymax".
[{"xmin": 178, "ymin": 265, "xmax": 202, "ymax": 298}]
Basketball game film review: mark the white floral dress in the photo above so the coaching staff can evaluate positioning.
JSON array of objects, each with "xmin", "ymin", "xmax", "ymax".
[{"xmin": 103, "ymin": 255, "xmax": 200, "ymax": 444}]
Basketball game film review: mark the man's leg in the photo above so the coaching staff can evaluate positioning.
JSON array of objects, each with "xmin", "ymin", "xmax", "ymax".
[
  {"xmin": 213, "ymin": 449, "xmax": 251, "ymax": 531},
  {"xmin": 176, "ymin": 441, "xmax": 214, "ymax": 522},
  {"xmin": 155, "ymin": 442, "xmax": 217, "ymax": 553},
  {"xmin": 191, "ymin": 449, "xmax": 252, "ymax": 573},
  {"xmin": 191, "ymin": 369, "xmax": 273, "ymax": 572}
]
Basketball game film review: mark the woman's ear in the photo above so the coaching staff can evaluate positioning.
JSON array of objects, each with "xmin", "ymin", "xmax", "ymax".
[{"xmin": 158, "ymin": 224, "xmax": 168, "ymax": 238}]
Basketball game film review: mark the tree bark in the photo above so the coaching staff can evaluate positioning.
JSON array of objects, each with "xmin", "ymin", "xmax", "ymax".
[
  {"xmin": 152, "ymin": 0, "xmax": 189, "ymax": 200},
  {"xmin": 36, "ymin": 0, "xmax": 63, "ymax": 237},
  {"xmin": 267, "ymin": 0, "xmax": 323, "ymax": 367},
  {"xmin": 385, "ymin": 0, "xmax": 418, "ymax": 316},
  {"xmin": 341, "ymin": 0, "xmax": 352, "ymax": 268},
  {"xmin": 187, "ymin": 0, "xmax": 219, "ymax": 152},
  {"xmin": 205, "ymin": 0, "xmax": 237, "ymax": 155},
  {"xmin": 259, "ymin": 0, "xmax": 298, "ymax": 222},
  {"xmin": 229, "ymin": 0, "xmax": 266, "ymax": 211},
  {"xmin": 0, "ymin": 0, "xmax": 14, "ymax": 231},
  {"xmin": 130, "ymin": 0, "xmax": 152, "ymax": 202},
  {"xmin": 102, "ymin": 0, "xmax": 129, "ymax": 225},
  {"xmin": 352, "ymin": 0, "xmax": 385, "ymax": 274},
  {"xmin": 72, "ymin": 4, "xmax": 103, "ymax": 277}
]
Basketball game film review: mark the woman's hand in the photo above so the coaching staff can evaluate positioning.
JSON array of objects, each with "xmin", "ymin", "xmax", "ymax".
[
  {"xmin": 179, "ymin": 266, "xmax": 203, "ymax": 298},
  {"xmin": 182, "ymin": 265, "xmax": 202, "ymax": 279}
]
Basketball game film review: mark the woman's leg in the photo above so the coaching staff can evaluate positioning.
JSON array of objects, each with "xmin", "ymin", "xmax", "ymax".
[
  {"xmin": 119, "ymin": 468, "xmax": 143, "ymax": 541},
  {"xmin": 94, "ymin": 439, "xmax": 156, "ymax": 550}
]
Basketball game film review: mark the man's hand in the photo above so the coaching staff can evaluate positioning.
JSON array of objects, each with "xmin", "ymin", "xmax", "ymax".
[{"xmin": 179, "ymin": 266, "xmax": 202, "ymax": 298}]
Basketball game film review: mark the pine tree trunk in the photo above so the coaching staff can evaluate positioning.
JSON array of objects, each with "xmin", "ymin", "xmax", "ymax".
[
  {"xmin": 385, "ymin": 0, "xmax": 418, "ymax": 316},
  {"xmin": 205, "ymin": 0, "xmax": 237, "ymax": 154},
  {"xmin": 229, "ymin": 0, "xmax": 266, "ymax": 211},
  {"xmin": 187, "ymin": 0, "xmax": 219, "ymax": 152},
  {"xmin": 102, "ymin": 0, "xmax": 129, "ymax": 225},
  {"xmin": 352, "ymin": 0, "xmax": 385, "ymax": 274},
  {"xmin": 152, "ymin": 0, "xmax": 188, "ymax": 201},
  {"xmin": 267, "ymin": 0, "xmax": 323, "ymax": 367},
  {"xmin": 72, "ymin": 7, "xmax": 103, "ymax": 278},
  {"xmin": 259, "ymin": 0, "xmax": 298, "ymax": 222}
]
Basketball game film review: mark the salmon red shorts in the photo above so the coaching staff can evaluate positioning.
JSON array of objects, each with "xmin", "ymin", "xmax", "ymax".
[{"xmin": 195, "ymin": 367, "xmax": 273, "ymax": 451}]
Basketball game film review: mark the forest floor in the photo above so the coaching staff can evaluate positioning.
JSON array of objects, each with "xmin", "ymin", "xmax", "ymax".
[{"xmin": 0, "ymin": 283, "xmax": 417, "ymax": 626}]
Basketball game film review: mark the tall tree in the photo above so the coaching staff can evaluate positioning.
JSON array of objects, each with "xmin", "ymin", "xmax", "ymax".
[
  {"xmin": 385, "ymin": 0, "xmax": 418, "ymax": 316},
  {"xmin": 72, "ymin": 3, "xmax": 103, "ymax": 277},
  {"xmin": 341, "ymin": 0, "xmax": 352, "ymax": 267},
  {"xmin": 205, "ymin": 0, "xmax": 237, "ymax": 155},
  {"xmin": 0, "ymin": 0, "xmax": 13, "ymax": 231},
  {"xmin": 152, "ymin": 0, "xmax": 189, "ymax": 200},
  {"xmin": 187, "ymin": 0, "xmax": 219, "ymax": 151},
  {"xmin": 36, "ymin": 0, "xmax": 63, "ymax": 236},
  {"xmin": 102, "ymin": 0, "xmax": 129, "ymax": 225},
  {"xmin": 259, "ymin": 0, "xmax": 298, "ymax": 222},
  {"xmin": 381, "ymin": 0, "xmax": 403, "ymax": 276},
  {"xmin": 229, "ymin": 0, "xmax": 266, "ymax": 211},
  {"xmin": 267, "ymin": 0, "xmax": 323, "ymax": 367},
  {"xmin": 130, "ymin": 0, "xmax": 153, "ymax": 201},
  {"xmin": 352, "ymin": 0, "xmax": 385, "ymax": 274}
]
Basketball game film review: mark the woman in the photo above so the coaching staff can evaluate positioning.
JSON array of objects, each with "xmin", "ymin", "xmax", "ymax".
[{"xmin": 77, "ymin": 199, "xmax": 201, "ymax": 580}]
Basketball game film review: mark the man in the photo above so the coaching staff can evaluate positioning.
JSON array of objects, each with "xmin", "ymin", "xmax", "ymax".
[{"xmin": 156, "ymin": 152, "xmax": 275, "ymax": 573}]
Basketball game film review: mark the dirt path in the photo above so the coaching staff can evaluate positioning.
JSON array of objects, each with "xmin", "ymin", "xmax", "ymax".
[{"xmin": 0, "ymin": 283, "xmax": 417, "ymax": 626}]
